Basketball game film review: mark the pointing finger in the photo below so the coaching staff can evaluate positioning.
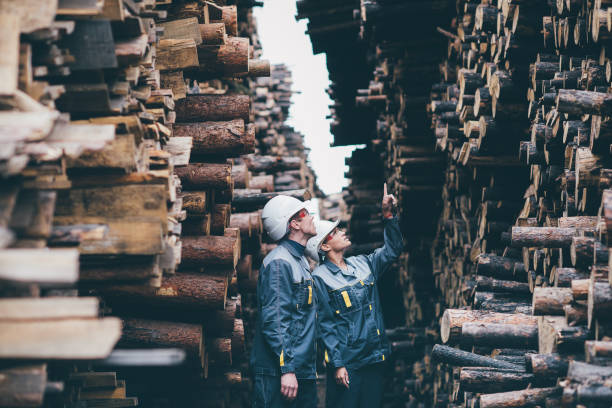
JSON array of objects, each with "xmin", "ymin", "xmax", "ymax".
[{"xmin": 384, "ymin": 182, "xmax": 387, "ymax": 196}]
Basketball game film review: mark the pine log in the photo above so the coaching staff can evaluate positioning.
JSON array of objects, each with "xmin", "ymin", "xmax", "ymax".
[
  {"xmin": 195, "ymin": 37, "xmax": 249, "ymax": 77},
  {"xmin": 554, "ymin": 267, "xmax": 587, "ymax": 287},
  {"xmin": 182, "ymin": 214, "xmax": 211, "ymax": 236},
  {"xmin": 229, "ymin": 213, "xmax": 252, "ymax": 238},
  {"xmin": 99, "ymin": 273, "xmax": 227, "ymax": 311},
  {"xmin": 199, "ymin": 23, "xmax": 226, "ymax": 46},
  {"xmin": 460, "ymin": 367, "xmax": 535, "ymax": 393},
  {"xmin": 210, "ymin": 204, "xmax": 231, "ymax": 235},
  {"xmin": 174, "ymin": 163, "xmax": 232, "ymax": 190},
  {"xmin": 243, "ymin": 155, "xmax": 302, "ymax": 172},
  {"xmin": 181, "ymin": 235, "xmax": 239, "ymax": 267},
  {"xmin": 461, "ymin": 322, "xmax": 538, "ymax": 348},
  {"xmin": 231, "ymin": 164, "xmax": 250, "ymax": 189},
  {"xmin": 173, "ymin": 119, "xmax": 254, "ymax": 156},
  {"xmin": 208, "ymin": 337, "xmax": 232, "ymax": 367},
  {"xmin": 479, "ymin": 387, "xmax": 561, "ymax": 408},
  {"xmin": 232, "ymin": 189, "xmax": 311, "ymax": 211},
  {"xmin": 588, "ymin": 280, "xmax": 612, "ymax": 328},
  {"xmin": 473, "ymin": 292, "xmax": 532, "ymax": 314},
  {"xmin": 572, "ymin": 279, "xmax": 589, "ymax": 300},
  {"xmin": 231, "ymin": 319, "xmax": 245, "ymax": 363},
  {"xmin": 527, "ymin": 353, "xmax": 568, "ymax": 378},
  {"xmin": 181, "ymin": 191, "xmax": 208, "ymax": 215},
  {"xmin": 441, "ymin": 309, "xmax": 537, "ymax": 344},
  {"xmin": 476, "ymin": 254, "xmax": 526, "ymax": 281},
  {"xmin": 564, "ymin": 303, "xmax": 588, "ymax": 326},
  {"xmin": 431, "ymin": 344, "xmax": 522, "ymax": 369},
  {"xmin": 249, "ymin": 175, "xmax": 274, "ymax": 192},
  {"xmin": 120, "ymin": 318, "xmax": 204, "ymax": 367},
  {"xmin": 175, "ymin": 95, "xmax": 250, "ymax": 122},
  {"xmin": 567, "ymin": 360, "xmax": 612, "ymax": 384},
  {"xmin": 475, "ymin": 276, "xmax": 531, "ymax": 294},
  {"xmin": 511, "ymin": 227, "xmax": 576, "ymax": 248},
  {"xmin": 556, "ymin": 89, "xmax": 612, "ymax": 116},
  {"xmin": 532, "ymin": 287, "xmax": 573, "ymax": 315}
]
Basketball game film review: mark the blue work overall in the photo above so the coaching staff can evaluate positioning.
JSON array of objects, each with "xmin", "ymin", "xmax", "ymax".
[
  {"xmin": 251, "ymin": 239, "xmax": 317, "ymax": 408},
  {"xmin": 313, "ymin": 217, "xmax": 403, "ymax": 408}
]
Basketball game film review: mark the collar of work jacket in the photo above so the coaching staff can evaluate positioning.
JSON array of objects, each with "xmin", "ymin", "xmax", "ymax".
[
  {"xmin": 323, "ymin": 258, "xmax": 358, "ymax": 278},
  {"xmin": 280, "ymin": 238, "xmax": 306, "ymax": 258}
]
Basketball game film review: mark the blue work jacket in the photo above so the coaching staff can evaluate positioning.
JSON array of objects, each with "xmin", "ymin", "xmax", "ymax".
[
  {"xmin": 250, "ymin": 239, "xmax": 317, "ymax": 379},
  {"xmin": 313, "ymin": 217, "xmax": 403, "ymax": 370}
]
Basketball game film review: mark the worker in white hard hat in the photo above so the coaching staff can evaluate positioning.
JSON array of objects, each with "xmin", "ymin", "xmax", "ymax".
[
  {"xmin": 251, "ymin": 195, "xmax": 318, "ymax": 408},
  {"xmin": 306, "ymin": 184, "xmax": 403, "ymax": 408}
]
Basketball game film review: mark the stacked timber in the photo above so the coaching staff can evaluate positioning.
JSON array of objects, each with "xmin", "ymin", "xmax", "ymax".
[
  {"xmin": 298, "ymin": 1, "xmax": 453, "ymax": 406},
  {"xmin": 301, "ymin": 0, "xmax": 612, "ymax": 406},
  {"xmin": 425, "ymin": 1, "xmax": 612, "ymax": 407},
  {"xmin": 231, "ymin": 64, "xmax": 320, "ymax": 379},
  {"xmin": 0, "ymin": 1, "xmax": 290, "ymax": 407}
]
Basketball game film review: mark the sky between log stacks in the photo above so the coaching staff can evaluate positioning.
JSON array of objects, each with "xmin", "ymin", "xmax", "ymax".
[{"xmin": 253, "ymin": 0, "xmax": 360, "ymax": 195}]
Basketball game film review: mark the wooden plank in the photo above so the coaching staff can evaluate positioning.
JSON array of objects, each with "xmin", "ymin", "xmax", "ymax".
[
  {"xmin": 9, "ymin": 190, "xmax": 56, "ymax": 239},
  {"xmin": 62, "ymin": 21, "xmax": 117, "ymax": 70},
  {"xmin": 56, "ymin": 83, "xmax": 116, "ymax": 114},
  {"xmin": 45, "ymin": 123, "xmax": 115, "ymax": 158},
  {"xmin": 0, "ymin": 248, "xmax": 79, "ymax": 284},
  {"xmin": 72, "ymin": 115, "xmax": 144, "ymax": 143},
  {"xmin": 159, "ymin": 18, "xmax": 202, "ymax": 44},
  {"xmin": 65, "ymin": 133, "xmax": 144, "ymax": 173},
  {"xmin": 164, "ymin": 137, "xmax": 192, "ymax": 166},
  {"xmin": 101, "ymin": 0, "xmax": 125, "ymax": 21},
  {"xmin": 81, "ymin": 397, "xmax": 138, "ymax": 407},
  {"xmin": 0, "ymin": 12, "xmax": 20, "ymax": 95},
  {"xmin": 0, "ymin": 110, "xmax": 59, "ymax": 143},
  {"xmin": 156, "ymin": 39, "xmax": 199, "ymax": 70},
  {"xmin": 55, "ymin": 185, "xmax": 167, "ymax": 227},
  {"xmin": 0, "ymin": 364, "xmax": 46, "ymax": 407},
  {"xmin": 160, "ymin": 71, "xmax": 187, "ymax": 100},
  {"xmin": 53, "ymin": 217, "xmax": 164, "ymax": 255},
  {"xmin": 0, "ymin": 297, "xmax": 99, "ymax": 321},
  {"xmin": 69, "ymin": 372, "xmax": 117, "ymax": 388},
  {"xmin": 57, "ymin": 0, "xmax": 103, "ymax": 16},
  {"xmin": 3, "ymin": 0, "xmax": 57, "ymax": 33},
  {"xmin": 79, "ymin": 380, "xmax": 126, "ymax": 399},
  {"xmin": 0, "ymin": 318, "xmax": 121, "ymax": 359},
  {"xmin": 94, "ymin": 349, "xmax": 186, "ymax": 367}
]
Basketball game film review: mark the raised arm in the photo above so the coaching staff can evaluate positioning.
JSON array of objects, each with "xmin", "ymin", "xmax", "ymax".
[{"xmin": 366, "ymin": 183, "xmax": 403, "ymax": 280}]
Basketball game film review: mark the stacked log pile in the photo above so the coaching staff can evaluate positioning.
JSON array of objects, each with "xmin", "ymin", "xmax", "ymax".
[
  {"xmin": 426, "ymin": 1, "xmax": 612, "ymax": 407},
  {"xmin": 300, "ymin": 0, "xmax": 612, "ymax": 407},
  {"xmin": 298, "ymin": 1, "xmax": 454, "ymax": 406},
  {"xmin": 0, "ymin": 1, "xmax": 321, "ymax": 407}
]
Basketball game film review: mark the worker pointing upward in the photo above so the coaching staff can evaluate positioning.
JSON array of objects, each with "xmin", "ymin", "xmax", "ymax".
[{"xmin": 306, "ymin": 183, "xmax": 404, "ymax": 408}]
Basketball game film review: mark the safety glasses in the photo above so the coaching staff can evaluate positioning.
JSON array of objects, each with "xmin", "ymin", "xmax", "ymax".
[
  {"xmin": 325, "ymin": 228, "xmax": 338, "ymax": 243},
  {"xmin": 290, "ymin": 208, "xmax": 309, "ymax": 222}
]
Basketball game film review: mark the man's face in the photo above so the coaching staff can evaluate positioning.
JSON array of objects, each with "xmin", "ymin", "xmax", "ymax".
[{"xmin": 290, "ymin": 209, "xmax": 317, "ymax": 237}]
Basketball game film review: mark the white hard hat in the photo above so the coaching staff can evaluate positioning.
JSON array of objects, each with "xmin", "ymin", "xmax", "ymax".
[
  {"xmin": 262, "ymin": 195, "xmax": 309, "ymax": 241},
  {"xmin": 305, "ymin": 219, "xmax": 339, "ymax": 262}
]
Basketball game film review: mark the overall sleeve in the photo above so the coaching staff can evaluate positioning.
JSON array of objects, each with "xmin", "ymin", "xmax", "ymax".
[
  {"xmin": 313, "ymin": 275, "xmax": 345, "ymax": 368},
  {"xmin": 365, "ymin": 216, "xmax": 404, "ymax": 281},
  {"xmin": 259, "ymin": 259, "xmax": 296, "ymax": 373}
]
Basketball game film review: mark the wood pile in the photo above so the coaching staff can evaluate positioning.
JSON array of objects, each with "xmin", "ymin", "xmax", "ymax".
[
  {"xmin": 0, "ymin": 1, "xmax": 317, "ymax": 407},
  {"xmin": 300, "ymin": 0, "xmax": 612, "ymax": 407}
]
